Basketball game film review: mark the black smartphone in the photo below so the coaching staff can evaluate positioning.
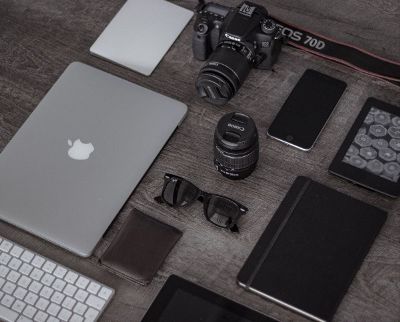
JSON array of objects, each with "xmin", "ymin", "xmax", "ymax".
[{"xmin": 267, "ymin": 69, "xmax": 347, "ymax": 151}]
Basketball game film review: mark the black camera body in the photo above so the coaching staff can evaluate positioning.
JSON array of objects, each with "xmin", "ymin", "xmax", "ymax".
[{"xmin": 193, "ymin": 1, "xmax": 283, "ymax": 105}]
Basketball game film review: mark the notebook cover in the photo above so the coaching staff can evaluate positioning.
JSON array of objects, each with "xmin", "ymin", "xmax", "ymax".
[
  {"xmin": 100, "ymin": 209, "xmax": 182, "ymax": 285},
  {"xmin": 237, "ymin": 176, "xmax": 387, "ymax": 322}
]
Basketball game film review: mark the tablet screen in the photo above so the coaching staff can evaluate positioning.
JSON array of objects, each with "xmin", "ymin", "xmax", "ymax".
[
  {"xmin": 343, "ymin": 106, "xmax": 400, "ymax": 182},
  {"xmin": 158, "ymin": 289, "xmax": 252, "ymax": 322},
  {"xmin": 141, "ymin": 275, "xmax": 276, "ymax": 322}
]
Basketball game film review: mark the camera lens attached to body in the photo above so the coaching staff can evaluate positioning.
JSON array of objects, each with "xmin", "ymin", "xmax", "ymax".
[
  {"xmin": 193, "ymin": 1, "xmax": 283, "ymax": 105},
  {"xmin": 196, "ymin": 43, "xmax": 252, "ymax": 105},
  {"xmin": 214, "ymin": 112, "xmax": 259, "ymax": 179}
]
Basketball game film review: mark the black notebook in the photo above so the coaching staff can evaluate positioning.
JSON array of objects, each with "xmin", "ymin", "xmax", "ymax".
[{"xmin": 237, "ymin": 176, "xmax": 387, "ymax": 322}]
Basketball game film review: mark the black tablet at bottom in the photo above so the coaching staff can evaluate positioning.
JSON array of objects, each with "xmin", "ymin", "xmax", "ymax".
[{"xmin": 141, "ymin": 275, "xmax": 277, "ymax": 322}]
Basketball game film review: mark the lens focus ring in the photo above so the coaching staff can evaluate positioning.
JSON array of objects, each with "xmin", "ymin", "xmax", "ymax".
[{"xmin": 214, "ymin": 144, "xmax": 259, "ymax": 170}]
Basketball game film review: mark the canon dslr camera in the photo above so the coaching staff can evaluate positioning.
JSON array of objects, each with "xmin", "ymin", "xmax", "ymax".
[{"xmin": 193, "ymin": 1, "xmax": 283, "ymax": 105}]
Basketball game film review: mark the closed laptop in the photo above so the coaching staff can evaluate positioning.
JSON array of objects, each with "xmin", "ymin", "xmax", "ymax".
[{"xmin": 0, "ymin": 62, "xmax": 187, "ymax": 257}]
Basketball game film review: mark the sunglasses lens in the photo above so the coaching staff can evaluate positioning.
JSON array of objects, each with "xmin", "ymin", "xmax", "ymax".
[
  {"xmin": 163, "ymin": 177, "xmax": 199, "ymax": 206},
  {"xmin": 206, "ymin": 196, "xmax": 240, "ymax": 228}
]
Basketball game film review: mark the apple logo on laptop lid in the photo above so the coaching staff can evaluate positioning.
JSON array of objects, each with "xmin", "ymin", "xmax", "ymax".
[{"xmin": 67, "ymin": 139, "xmax": 94, "ymax": 161}]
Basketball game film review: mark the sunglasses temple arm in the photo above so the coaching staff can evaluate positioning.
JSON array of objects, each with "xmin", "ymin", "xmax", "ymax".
[
  {"xmin": 230, "ymin": 224, "xmax": 239, "ymax": 233},
  {"xmin": 154, "ymin": 196, "xmax": 165, "ymax": 204}
]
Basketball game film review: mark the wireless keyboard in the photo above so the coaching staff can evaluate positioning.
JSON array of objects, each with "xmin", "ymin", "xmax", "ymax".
[{"xmin": 0, "ymin": 236, "xmax": 114, "ymax": 322}]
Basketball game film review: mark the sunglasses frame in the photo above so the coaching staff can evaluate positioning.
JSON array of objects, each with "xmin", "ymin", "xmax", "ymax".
[{"xmin": 155, "ymin": 173, "xmax": 248, "ymax": 232}]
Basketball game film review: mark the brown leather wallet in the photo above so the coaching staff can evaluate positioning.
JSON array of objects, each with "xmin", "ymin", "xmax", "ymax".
[{"xmin": 100, "ymin": 209, "xmax": 182, "ymax": 285}]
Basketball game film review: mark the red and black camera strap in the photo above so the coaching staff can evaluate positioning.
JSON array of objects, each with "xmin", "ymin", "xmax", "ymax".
[
  {"xmin": 194, "ymin": 1, "xmax": 400, "ymax": 86},
  {"xmin": 271, "ymin": 17, "xmax": 400, "ymax": 86}
]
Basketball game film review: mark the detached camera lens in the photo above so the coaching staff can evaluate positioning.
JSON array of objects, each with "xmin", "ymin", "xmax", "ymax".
[{"xmin": 214, "ymin": 112, "xmax": 259, "ymax": 180}]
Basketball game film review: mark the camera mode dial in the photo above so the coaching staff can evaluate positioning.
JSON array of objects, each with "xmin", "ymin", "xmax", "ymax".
[{"xmin": 261, "ymin": 19, "xmax": 277, "ymax": 34}]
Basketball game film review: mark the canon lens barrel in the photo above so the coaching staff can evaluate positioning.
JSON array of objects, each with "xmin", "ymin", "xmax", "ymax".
[{"xmin": 214, "ymin": 112, "xmax": 259, "ymax": 180}]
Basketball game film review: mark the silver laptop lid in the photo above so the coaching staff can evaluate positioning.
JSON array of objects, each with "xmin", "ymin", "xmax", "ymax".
[
  {"xmin": 0, "ymin": 62, "xmax": 187, "ymax": 257},
  {"xmin": 90, "ymin": 0, "xmax": 193, "ymax": 76}
]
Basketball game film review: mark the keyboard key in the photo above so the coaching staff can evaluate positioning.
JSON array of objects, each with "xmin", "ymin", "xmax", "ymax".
[
  {"xmin": 98, "ymin": 286, "xmax": 113, "ymax": 300},
  {"xmin": 54, "ymin": 266, "xmax": 67, "ymax": 279},
  {"xmin": 63, "ymin": 284, "xmax": 77, "ymax": 297},
  {"xmin": 84, "ymin": 307, "xmax": 100, "ymax": 322},
  {"xmin": 30, "ymin": 268, "xmax": 44, "ymax": 281},
  {"xmin": 42, "ymin": 261, "xmax": 56, "ymax": 274},
  {"xmin": 61, "ymin": 296, "xmax": 76, "ymax": 310},
  {"xmin": 10, "ymin": 246, "xmax": 24, "ymax": 258},
  {"xmin": 0, "ymin": 277, "xmax": 5, "ymax": 288},
  {"xmin": 73, "ymin": 302, "xmax": 87, "ymax": 315},
  {"xmin": 58, "ymin": 308, "xmax": 72, "ymax": 321},
  {"xmin": 12, "ymin": 299, "xmax": 26, "ymax": 313},
  {"xmin": 65, "ymin": 271, "xmax": 78, "ymax": 284},
  {"xmin": 35, "ymin": 298, "xmax": 49, "ymax": 311},
  {"xmin": 0, "ymin": 303, "xmax": 19, "ymax": 321},
  {"xmin": 75, "ymin": 289, "xmax": 88, "ymax": 302},
  {"xmin": 41, "ymin": 273, "xmax": 55, "ymax": 286},
  {"xmin": 17, "ymin": 276, "xmax": 31, "ymax": 288},
  {"xmin": 29, "ymin": 281, "xmax": 43, "ymax": 294},
  {"xmin": 47, "ymin": 302, "xmax": 61, "ymax": 316},
  {"xmin": 76, "ymin": 276, "xmax": 89, "ymax": 289},
  {"xmin": 23, "ymin": 304, "xmax": 37, "ymax": 318},
  {"xmin": 1, "ymin": 294, "xmax": 15, "ymax": 307},
  {"xmin": 20, "ymin": 250, "xmax": 34, "ymax": 263},
  {"xmin": 86, "ymin": 294, "xmax": 106, "ymax": 311},
  {"xmin": 7, "ymin": 271, "xmax": 21, "ymax": 283},
  {"xmin": 52, "ymin": 279, "xmax": 66, "ymax": 292},
  {"xmin": 3, "ymin": 281, "xmax": 16, "ymax": 294},
  {"xmin": 19, "ymin": 263, "xmax": 33, "ymax": 276},
  {"xmin": 0, "ymin": 240, "xmax": 13, "ymax": 252},
  {"xmin": 13, "ymin": 287, "xmax": 27, "ymax": 300},
  {"xmin": 24, "ymin": 292, "xmax": 38, "ymax": 305},
  {"xmin": 0, "ymin": 253, "xmax": 11, "ymax": 265},
  {"xmin": 47, "ymin": 316, "xmax": 61, "ymax": 322},
  {"xmin": 87, "ymin": 281, "xmax": 101, "ymax": 295},
  {"xmin": 70, "ymin": 314, "xmax": 84, "ymax": 322},
  {"xmin": 0, "ymin": 265, "xmax": 10, "ymax": 277},
  {"xmin": 17, "ymin": 316, "xmax": 34, "ymax": 322},
  {"xmin": 31, "ymin": 256, "xmax": 45, "ymax": 268},
  {"xmin": 8, "ymin": 258, "xmax": 22, "ymax": 271},
  {"xmin": 50, "ymin": 291, "xmax": 65, "ymax": 305},
  {"xmin": 34, "ymin": 311, "xmax": 48, "ymax": 322},
  {"xmin": 39, "ymin": 286, "xmax": 53, "ymax": 299}
]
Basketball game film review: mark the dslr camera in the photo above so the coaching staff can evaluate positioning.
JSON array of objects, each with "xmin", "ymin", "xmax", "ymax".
[{"xmin": 193, "ymin": 1, "xmax": 283, "ymax": 105}]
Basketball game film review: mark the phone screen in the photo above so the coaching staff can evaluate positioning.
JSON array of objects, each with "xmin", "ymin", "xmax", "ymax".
[{"xmin": 267, "ymin": 69, "xmax": 346, "ymax": 150}]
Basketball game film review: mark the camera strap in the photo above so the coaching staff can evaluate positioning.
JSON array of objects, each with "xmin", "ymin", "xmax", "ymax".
[{"xmin": 272, "ymin": 17, "xmax": 400, "ymax": 86}]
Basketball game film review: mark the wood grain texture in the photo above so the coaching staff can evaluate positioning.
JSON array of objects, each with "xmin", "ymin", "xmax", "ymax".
[{"xmin": 0, "ymin": 0, "xmax": 399, "ymax": 321}]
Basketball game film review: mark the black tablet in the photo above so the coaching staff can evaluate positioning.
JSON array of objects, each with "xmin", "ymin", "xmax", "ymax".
[
  {"xmin": 141, "ymin": 275, "xmax": 277, "ymax": 322},
  {"xmin": 329, "ymin": 97, "xmax": 400, "ymax": 197}
]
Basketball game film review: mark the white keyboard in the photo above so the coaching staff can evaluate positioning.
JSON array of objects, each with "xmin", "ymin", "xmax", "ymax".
[{"xmin": 0, "ymin": 236, "xmax": 114, "ymax": 322}]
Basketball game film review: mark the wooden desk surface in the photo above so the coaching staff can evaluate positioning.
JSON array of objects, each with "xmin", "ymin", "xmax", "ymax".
[{"xmin": 0, "ymin": 1, "xmax": 399, "ymax": 321}]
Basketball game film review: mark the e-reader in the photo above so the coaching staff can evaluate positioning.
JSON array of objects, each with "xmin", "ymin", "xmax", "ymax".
[{"xmin": 329, "ymin": 97, "xmax": 400, "ymax": 197}]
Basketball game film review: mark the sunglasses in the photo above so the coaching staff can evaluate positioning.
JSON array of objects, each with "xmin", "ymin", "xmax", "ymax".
[{"xmin": 155, "ymin": 173, "xmax": 248, "ymax": 232}]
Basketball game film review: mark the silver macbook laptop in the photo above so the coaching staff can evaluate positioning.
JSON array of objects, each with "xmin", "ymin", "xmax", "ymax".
[
  {"xmin": 0, "ymin": 62, "xmax": 187, "ymax": 257},
  {"xmin": 90, "ymin": 0, "xmax": 193, "ymax": 76}
]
